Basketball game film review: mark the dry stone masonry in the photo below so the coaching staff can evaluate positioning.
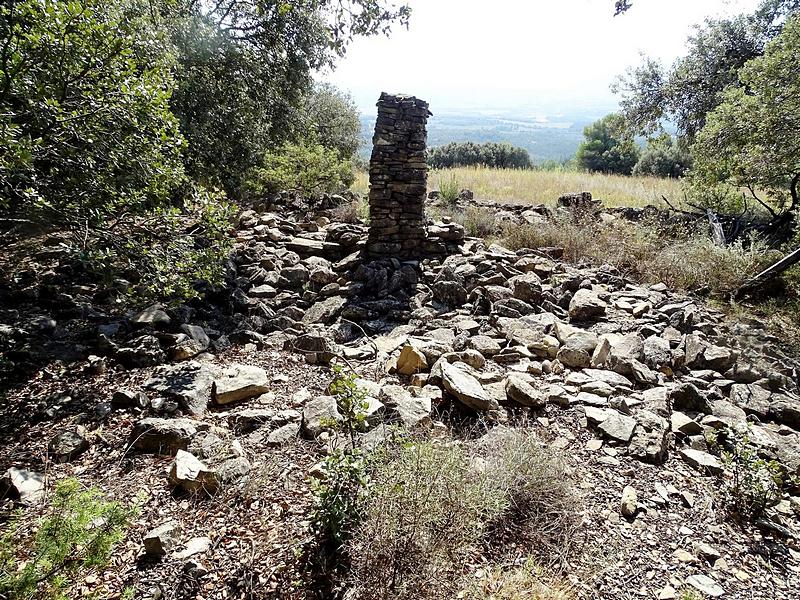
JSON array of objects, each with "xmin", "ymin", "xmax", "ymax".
[{"xmin": 367, "ymin": 93, "xmax": 431, "ymax": 258}]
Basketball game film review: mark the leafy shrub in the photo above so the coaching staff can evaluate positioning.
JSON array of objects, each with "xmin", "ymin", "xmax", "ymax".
[
  {"xmin": 0, "ymin": 0, "xmax": 185, "ymax": 223},
  {"xmin": 311, "ymin": 449, "xmax": 372, "ymax": 552},
  {"xmin": 77, "ymin": 187, "xmax": 235, "ymax": 303},
  {"xmin": 246, "ymin": 142, "xmax": 354, "ymax": 197},
  {"xmin": 328, "ymin": 365, "xmax": 371, "ymax": 449},
  {"xmin": 302, "ymin": 83, "xmax": 362, "ymax": 161},
  {"xmin": 576, "ymin": 113, "xmax": 640, "ymax": 175},
  {"xmin": 0, "ymin": 478, "xmax": 135, "ymax": 599},
  {"xmin": 713, "ymin": 426, "xmax": 788, "ymax": 520},
  {"xmin": 633, "ymin": 135, "xmax": 692, "ymax": 178},
  {"xmin": 310, "ymin": 365, "xmax": 371, "ymax": 550}
]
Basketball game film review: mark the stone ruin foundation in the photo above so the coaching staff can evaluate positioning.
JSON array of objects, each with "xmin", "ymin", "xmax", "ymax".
[{"xmin": 366, "ymin": 93, "xmax": 431, "ymax": 258}]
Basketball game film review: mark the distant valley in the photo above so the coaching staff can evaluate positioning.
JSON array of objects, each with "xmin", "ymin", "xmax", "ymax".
[{"xmin": 358, "ymin": 107, "xmax": 612, "ymax": 163}]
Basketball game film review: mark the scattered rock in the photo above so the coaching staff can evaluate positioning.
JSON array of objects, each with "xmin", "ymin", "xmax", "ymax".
[
  {"xmin": 686, "ymin": 574, "xmax": 724, "ymax": 597},
  {"xmin": 301, "ymin": 396, "xmax": 342, "ymax": 438},
  {"xmin": 440, "ymin": 361, "xmax": 498, "ymax": 411},
  {"xmin": 396, "ymin": 344, "xmax": 428, "ymax": 375},
  {"xmin": 144, "ymin": 521, "xmax": 182, "ymax": 557},
  {"xmin": 569, "ymin": 289, "xmax": 607, "ymax": 321},
  {"xmin": 680, "ymin": 448, "xmax": 723, "ymax": 475},
  {"xmin": 169, "ymin": 450, "xmax": 219, "ymax": 494},
  {"xmin": 1, "ymin": 468, "xmax": 44, "ymax": 505},
  {"xmin": 620, "ymin": 485, "xmax": 638, "ymax": 518},
  {"xmin": 131, "ymin": 417, "xmax": 204, "ymax": 455},
  {"xmin": 213, "ymin": 364, "xmax": 270, "ymax": 405},
  {"xmin": 48, "ymin": 429, "xmax": 90, "ymax": 463}
]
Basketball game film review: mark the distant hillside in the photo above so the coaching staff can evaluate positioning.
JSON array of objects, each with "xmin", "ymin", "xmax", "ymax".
[{"xmin": 358, "ymin": 109, "xmax": 606, "ymax": 163}]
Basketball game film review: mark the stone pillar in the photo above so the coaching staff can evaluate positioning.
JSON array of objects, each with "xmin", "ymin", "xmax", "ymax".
[{"xmin": 367, "ymin": 93, "xmax": 431, "ymax": 258}]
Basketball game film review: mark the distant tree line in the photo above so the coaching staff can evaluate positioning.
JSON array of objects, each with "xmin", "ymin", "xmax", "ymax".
[{"xmin": 428, "ymin": 142, "xmax": 533, "ymax": 170}]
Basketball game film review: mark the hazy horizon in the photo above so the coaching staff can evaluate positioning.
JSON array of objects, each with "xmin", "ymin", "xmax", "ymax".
[{"xmin": 323, "ymin": 0, "xmax": 762, "ymax": 114}]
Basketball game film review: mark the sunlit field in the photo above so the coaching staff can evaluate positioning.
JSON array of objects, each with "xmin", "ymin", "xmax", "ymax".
[{"xmin": 352, "ymin": 166, "xmax": 685, "ymax": 208}]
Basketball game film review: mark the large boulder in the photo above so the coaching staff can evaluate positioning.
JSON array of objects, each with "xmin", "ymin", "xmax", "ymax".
[
  {"xmin": 628, "ymin": 411, "xmax": 670, "ymax": 464},
  {"xmin": 48, "ymin": 429, "xmax": 89, "ymax": 463},
  {"xmin": 597, "ymin": 411, "xmax": 637, "ymax": 443},
  {"xmin": 302, "ymin": 297, "xmax": 347, "ymax": 325},
  {"xmin": 170, "ymin": 325, "xmax": 211, "ymax": 361},
  {"xmin": 505, "ymin": 374, "xmax": 546, "ymax": 408},
  {"xmin": 396, "ymin": 344, "xmax": 429, "ymax": 376},
  {"xmin": 130, "ymin": 417, "xmax": 205, "ymax": 455},
  {"xmin": 381, "ymin": 385, "xmax": 432, "ymax": 428},
  {"xmin": 302, "ymin": 396, "xmax": 343, "ymax": 438},
  {"xmin": 557, "ymin": 331, "xmax": 598, "ymax": 369},
  {"xmin": 508, "ymin": 273, "xmax": 543, "ymax": 304}
]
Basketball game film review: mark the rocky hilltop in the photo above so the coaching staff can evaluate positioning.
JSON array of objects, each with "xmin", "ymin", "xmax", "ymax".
[{"xmin": 1, "ymin": 192, "xmax": 799, "ymax": 599}]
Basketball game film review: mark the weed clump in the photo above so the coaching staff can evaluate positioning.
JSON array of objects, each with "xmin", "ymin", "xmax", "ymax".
[
  {"xmin": 343, "ymin": 430, "xmax": 579, "ymax": 600},
  {"xmin": 451, "ymin": 206, "xmax": 499, "ymax": 238},
  {"xmin": 712, "ymin": 426, "xmax": 791, "ymax": 521}
]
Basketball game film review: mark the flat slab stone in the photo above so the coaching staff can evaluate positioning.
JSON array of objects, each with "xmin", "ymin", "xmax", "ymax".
[
  {"xmin": 441, "ymin": 362, "xmax": 497, "ymax": 412},
  {"xmin": 213, "ymin": 364, "xmax": 270, "ymax": 405}
]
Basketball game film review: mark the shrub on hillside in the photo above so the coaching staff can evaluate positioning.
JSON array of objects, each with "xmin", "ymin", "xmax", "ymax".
[
  {"xmin": 632, "ymin": 135, "xmax": 692, "ymax": 178},
  {"xmin": 428, "ymin": 142, "xmax": 533, "ymax": 170},
  {"xmin": 576, "ymin": 114, "xmax": 640, "ymax": 175},
  {"xmin": 0, "ymin": 0, "xmax": 185, "ymax": 225},
  {"xmin": 78, "ymin": 187, "xmax": 235, "ymax": 303},
  {"xmin": 0, "ymin": 478, "xmax": 135, "ymax": 599},
  {"xmin": 246, "ymin": 142, "xmax": 354, "ymax": 197},
  {"xmin": 712, "ymin": 426, "xmax": 790, "ymax": 521},
  {"xmin": 345, "ymin": 431, "xmax": 578, "ymax": 600}
]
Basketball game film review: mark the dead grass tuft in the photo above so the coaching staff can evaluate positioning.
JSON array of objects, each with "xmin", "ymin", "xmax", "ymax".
[
  {"xmin": 345, "ymin": 430, "xmax": 579, "ymax": 600},
  {"xmin": 331, "ymin": 198, "xmax": 369, "ymax": 224},
  {"xmin": 451, "ymin": 206, "xmax": 499, "ymax": 238},
  {"xmin": 502, "ymin": 217, "xmax": 777, "ymax": 296},
  {"xmin": 462, "ymin": 560, "xmax": 575, "ymax": 600}
]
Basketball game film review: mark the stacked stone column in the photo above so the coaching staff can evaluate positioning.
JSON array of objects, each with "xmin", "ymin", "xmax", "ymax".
[{"xmin": 367, "ymin": 93, "xmax": 431, "ymax": 258}]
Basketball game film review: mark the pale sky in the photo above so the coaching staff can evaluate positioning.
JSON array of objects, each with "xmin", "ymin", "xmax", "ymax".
[{"xmin": 323, "ymin": 0, "xmax": 762, "ymax": 113}]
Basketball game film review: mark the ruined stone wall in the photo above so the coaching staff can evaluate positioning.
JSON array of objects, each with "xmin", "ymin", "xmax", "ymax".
[{"xmin": 366, "ymin": 93, "xmax": 431, "ymax": 258}]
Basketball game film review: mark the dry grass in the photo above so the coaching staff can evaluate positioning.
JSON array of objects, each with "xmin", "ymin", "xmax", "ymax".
[
  {"xmin": 345, "ymin": 431, "xmax": 579, "ymax": 600},
  {"xmin": 330, "ymin": 198, "xmax": 369, "ymax": 224},
  {"xmin": 450, "ymin": 206, "xmax": 499, "ymax": 238},
  {"xmin": 352, "ymin": 167, "xmax": 684, "ymax": 208},
  {"xmin": 463, "ymin": 560, "xmax": 575, "ymax": 600},
  {"xmin": 502, "ymin": 217, "xmax": 779, "ymax": 296}
]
